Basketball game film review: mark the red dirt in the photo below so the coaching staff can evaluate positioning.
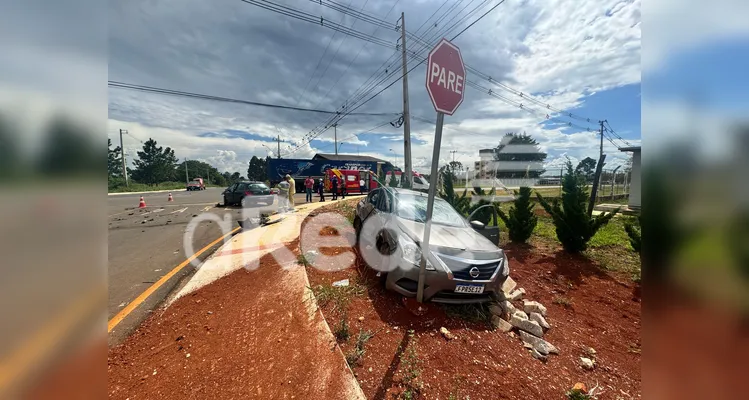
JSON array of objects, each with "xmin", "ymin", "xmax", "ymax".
[
  {"xmin": 302, "ymin": 203, "xmax": 641, "ymax": 399},
  {"xmin": 108, "ymin": 247, "xmax": 359, "ymax": 400}
]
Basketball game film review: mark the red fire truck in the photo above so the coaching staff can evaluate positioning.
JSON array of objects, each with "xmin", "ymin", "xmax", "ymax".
[{"xmin": 323, "ymin": 169, "xmax": 380, "ymax": 194}]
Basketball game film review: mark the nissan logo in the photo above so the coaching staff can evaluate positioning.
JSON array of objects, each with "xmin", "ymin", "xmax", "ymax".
[{"xmin": 469, "ymin": 267, "xmax": 480, "ymax": 279}]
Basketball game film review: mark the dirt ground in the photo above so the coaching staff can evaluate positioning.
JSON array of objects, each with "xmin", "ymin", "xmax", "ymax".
[
  {"xmin": 302, "ymin": 203, "xmax": 641, "ymax": 399},
  {"xmin": 108, "ymin": 248, "xmax": 361, "ymax": 400}
]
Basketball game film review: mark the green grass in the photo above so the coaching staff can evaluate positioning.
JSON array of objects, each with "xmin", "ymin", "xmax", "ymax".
[
  {"xmin": 345, "ymin": 329, "xmax": 374, "ymax": 367},
  {"xmin": 334, "ymin": 316, "xmax": 350, "ymax": 342},
  {"xmin": 108, "ymin": 181, "xmax": 188, "ymax": 193},
  {"xmin": 310, "ymin": 281, "xmax": 365, "ymax": 313},
  {"xmin": 442, "ymin": 303, "xmax": 492, "ymax": 325}
]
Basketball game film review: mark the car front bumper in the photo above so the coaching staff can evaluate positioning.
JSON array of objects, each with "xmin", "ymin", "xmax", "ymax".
[{"xmin": 385, "ymin": 255, "xmax": 509, "ymax": 304}]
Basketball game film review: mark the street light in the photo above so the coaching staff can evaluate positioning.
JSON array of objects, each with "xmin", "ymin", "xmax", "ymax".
[
  {"xmin": 389, "ymin": 148, "xmax": 398, "ymax": 168},
  {"xmin": 261, "ymin": 144, "xmax": 273, "ymax": 158}
]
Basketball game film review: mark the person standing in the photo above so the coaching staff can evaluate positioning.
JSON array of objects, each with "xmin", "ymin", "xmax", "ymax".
[
  {"xmin": 285, "ymin": 174, "xmax": 295, "ymax": 210},
  {"xmin": 276, "ymin": 179, "xmax": 290, "ymax": 212},
  {"xmin": 331, "ymin": 175, "xmax": 339, "ymax": 200},
  {"xmin": 317, "ymin": 178, "xmax": 325, "ymax": 202},
  {"xmin": 359, "ymin": 177, "xmax": 366, "ymax": 194},
  {"xmin": 304, "ymin": 176, "xmax": 314, "ymax": 203}
]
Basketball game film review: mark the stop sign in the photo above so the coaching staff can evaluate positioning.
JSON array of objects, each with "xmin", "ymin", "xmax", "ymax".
[{"xmin": 425, "ymin": 38, "xmax": 466, "ymax": 116}]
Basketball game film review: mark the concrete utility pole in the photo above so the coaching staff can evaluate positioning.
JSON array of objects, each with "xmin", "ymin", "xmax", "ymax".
[
  {"xmin": 333, "ymin": 123, "xmax": 338, "ymax": 155},
  {"xmin": 399, "ymin": 12, "xmax": 413, "ymax": 188},
  {"xmin": 184, "ymin": 158, "xmax": 189, "ymax": 186},
  {"xmin": 599, "ymin": 120, "xmax": 606, "ymax": 162},
  {"xmin": 119, "ymin": 129, "xmax": 129, "ymax": 187},
  {"xmin": 276, "ymin": 135, "xmax": 283, "ymax": 159}
]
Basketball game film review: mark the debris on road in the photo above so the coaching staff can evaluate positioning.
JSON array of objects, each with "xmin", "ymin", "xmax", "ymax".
[
  {"xmin": 529, "ymin": 312, "xmax": 550, "ymax": 330},
  {"xmin": 580, "ymin": 357, "xmax": 595, "ymax": 370},
  {"xmin": 508, "ymin": 288, "xmax": 525, "ymax": 301},
  {"xmin": 510, "ymin": 314, "xmax": 544, "ymax": 338},
  {"xmin": 501, "ymin": 276, "xmax": 517, "ymax": 294},
  {"xmin": 523, "ymin": 300, "xmax": 547, "ymax": 316},
  {"xmin": 518, "ymin": 331, "xmax": 559, "ymax": 355}
]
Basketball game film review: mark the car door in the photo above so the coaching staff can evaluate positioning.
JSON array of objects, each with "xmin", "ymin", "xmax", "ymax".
[
  {"xmin": 357, "ymin": 189, "xmax": 382, "ymax": 248},
  {"xmin": 225, "ymin": 183, "xmax": 239, "ymax": 203}
]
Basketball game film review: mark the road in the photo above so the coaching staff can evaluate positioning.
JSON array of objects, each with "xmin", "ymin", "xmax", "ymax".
[{"xmin": 107, "ymin": 187, "xmax": 335, "ymax": 344}]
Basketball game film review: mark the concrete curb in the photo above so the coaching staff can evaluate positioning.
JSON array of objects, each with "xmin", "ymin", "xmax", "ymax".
[
  {"xmin": 301, "ymin": 266, "xmax": 367, "ymax": 400},
  {"xmin": 108, "ymin": 188, "xmax": 186, "ymax": 196}
]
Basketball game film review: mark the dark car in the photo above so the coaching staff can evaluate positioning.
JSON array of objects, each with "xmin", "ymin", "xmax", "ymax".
[
  {"xmin": 222, "ymin": 181, "xmax": 275, "ymax": 207},
  {"xmin": 353, "ymin": 188, "xmax": 509, "ymax": 304}
]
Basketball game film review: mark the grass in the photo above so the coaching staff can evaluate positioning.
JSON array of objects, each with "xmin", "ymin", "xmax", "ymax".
[
  {"xmin": 442, "ymin": 303, "xmax": 492, "ymax": 325},
  {"xmin": 345, "ymin": 329, "xmax": 374, "ymax": 367},
  {"xmin": 310, "ymin": 280, "xmax": 365, "ymax": 313},
  {"xmin": 400, "ymin": 330, "xmax": 422, "ymax": 400},
  {"xmin": 552, "ymin": 296, "xmax": 573, "ymax": 308},
  {"xmin": 108, "ymin": 181, "xmax": 190, "ymax": 193},
  {"xmin": 566, "ymin": 389, "xmax": 592, "ymax": 400},
  {"xmin": 334, "ymin": 316, "xmax": 350, "ymax": 343},
  {"xmin": 297, "ymin": 254, "xmax": 310, "ymax": 266}
]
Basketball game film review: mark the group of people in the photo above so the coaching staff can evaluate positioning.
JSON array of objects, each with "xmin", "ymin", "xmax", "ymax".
[
  {"xmin": 303, "ymin": 175, "xmax": 347, "ymax": 202},
  {"xmin": 276, "ymin": 174, "xmax": 367, "ymax": 212}
]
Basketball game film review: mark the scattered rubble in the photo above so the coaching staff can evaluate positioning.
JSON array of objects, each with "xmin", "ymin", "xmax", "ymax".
[
  {"xmin": 501, "ymin": 276, "xmax": 517, "ymax": 294},
  {"xmin": 501, "ymin": 300, "xmax": 516, "ymax": 316},
  {"xmin": 580, "ymin": 357, "xmax": 595, "ymax": 370},
  {"xmin": 523, "ymin": 300, "xmax": 547, "ymax": 316},
  {"xmin": 491, "ymin": 315, "xmax": 513, "ymax": 332},
  {"xmin": 585, "ymin": 346, "xmax": 597, "ymax": 356},
  {"xmin": 331, "ymin": 278, "xmax": 348, "ymax": 287},
  {"xmin": 507, "ymin": 288, "xmax": 525, "ymax": 301},
  {"xmin": 512, "ymin": 310, "xmax": 528, "ymax": 320},
  {"xmin": 530, "ymin": 348, "xmax": 547, "ymax": 362},
  {"xmin": 518, "ymin": 331, "xmax": 559, "ymax": 355},
  {"xmin": 529, "ymin": 312, "xmax": 550, "ymax": 330},
  {"xmin": 439, "ymin": 327, "xmax": 456, "ymax": 341},
  {"xmin": 510, "ymin": 314, "xmax": 544, "ymax": 337}
]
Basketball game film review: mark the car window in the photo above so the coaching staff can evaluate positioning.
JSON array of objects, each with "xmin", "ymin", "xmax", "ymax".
[
  {"xmin": 228, "ymin": 183, "xmax": 238, "ymax": 192},
  {"xmin": 395, "ymin": 194, "xmax": 467, "ymax": 227},
  {"xmin": 237, "ymin": 183, "xmax": 250, "ymax": 191},
  {"xmin": 249, "ymin": 183, "xmax": 268, "ymax": 190},
  {"xmin": 367, "ymin": 190, "xmax": 381, "ymax": 206},
  {"xmin": 347, "ymin": 175, "xmax": 356, "ymax": 182}
]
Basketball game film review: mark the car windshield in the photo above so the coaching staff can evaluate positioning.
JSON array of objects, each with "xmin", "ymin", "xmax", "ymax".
[
  {"xmin": 395, "ymin": 193, "xmax": 467, "ymax": 227},
  {"xmin": 250, "ymin": 183, "xmax": 268, "ymax": 190}
]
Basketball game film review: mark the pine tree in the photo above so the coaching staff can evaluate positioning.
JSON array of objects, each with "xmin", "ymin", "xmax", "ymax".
[
  {"xmin": 388, "ymin": 171, "xmax": 398, "ymax": 188},
  {"xmin": 498, "ymin": 186, "xmax": 537, "ymax": 243},
  {"xmin": 536, "ymin": 160, "xmax": 618, "ymax": 253},
  {"xmin": 131, "ymin": 138, "xmax": 178, "ymax": 185},
  {"xmin": 439, "ymin": 168, "xmax": 469, "ymax": 214}
]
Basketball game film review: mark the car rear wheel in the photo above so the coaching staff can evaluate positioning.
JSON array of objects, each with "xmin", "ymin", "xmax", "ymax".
[{"xmin": 224, "ymin": 195, "xmax": 230, "ymax": 206}]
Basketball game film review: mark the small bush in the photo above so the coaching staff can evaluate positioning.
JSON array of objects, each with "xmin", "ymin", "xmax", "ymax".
[
  {"xmin": 346, "ymin": 329, "xmax": 374, "ymax": 367},
  {"xmin": 498, "ymin": 186, "xmax": 537, "ymax": 243},
  {"xmin": 624, "ymin": 215, "xmax": 641, "ymax": 253},
  {"xmin": 400, "ymin": 330, "xmax": 422, "ymax": 398},
  {"xmin": 536, "ymin": 160, "xmax": 618, "ymax": 253},
  {"xmin": 334, "ymin": 316, "xmax": 350, "ymax": 342}
]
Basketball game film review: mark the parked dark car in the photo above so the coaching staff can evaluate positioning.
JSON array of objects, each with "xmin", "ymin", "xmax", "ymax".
[
  {"xmin": 222, "ymin": 181, "xmax": 274, "ymax": 207},
  {"xmin": 353, "ymin": 188, "xmax": 509, "ymax": 304}
]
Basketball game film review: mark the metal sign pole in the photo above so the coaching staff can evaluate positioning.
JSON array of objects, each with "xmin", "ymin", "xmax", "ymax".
[{"xmin": 416, "ymin": 112, "xmax": 445, "ymax": 303}]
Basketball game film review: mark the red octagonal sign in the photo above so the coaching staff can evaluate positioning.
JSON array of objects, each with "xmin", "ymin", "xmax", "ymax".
[{"xmin": 425, "ymin": 38, "xmax": 465, "ymax": 116}]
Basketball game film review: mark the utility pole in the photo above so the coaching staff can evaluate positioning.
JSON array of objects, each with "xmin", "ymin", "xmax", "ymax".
[
  {"xmin": 119, "ymin": 129, "xmax": 129, "ymax": 187},
  {"xmin": 333, "ymin": 123, "xmax": 338, "ymax": 155},
  {"xmin": 450, "ymin": 150, "xmax": 457, "ymax": 163},
  {"xmin": 184, "ymin": 158, "xmax": 189, "ymax": 186},
  {"xmin": 599, "ymin": 120, "xmax": 606, "ymax": 161},
  {"xmin": 399, "ymin": 12, "xmax": 413, "ymax": 188},
  {"xmin": 276, "ymin": 135, "xmax": 283, "ymax": 159}
]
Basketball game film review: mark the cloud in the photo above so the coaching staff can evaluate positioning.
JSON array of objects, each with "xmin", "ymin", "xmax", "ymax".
[{"xmin": 108, "ymin": 0, "xmax": 641, "ymax": 177}]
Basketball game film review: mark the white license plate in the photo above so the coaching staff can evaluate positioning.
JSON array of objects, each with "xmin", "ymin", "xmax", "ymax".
[{"xmin": 455, "ymin": 284, "xmax": 485, "ymax": 294}]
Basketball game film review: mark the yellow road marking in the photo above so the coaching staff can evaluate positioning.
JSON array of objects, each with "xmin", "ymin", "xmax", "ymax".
[
  {"xmin": 107, "ymin": 226, "xmax": 241, "ymax": 333},
  {"xmin": 0, "ymin": 286, "xmax": 105, "ymax": 395}
]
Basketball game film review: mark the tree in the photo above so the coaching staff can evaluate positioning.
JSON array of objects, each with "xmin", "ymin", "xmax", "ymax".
[
  {"xmin": 131, "ymin": 138, "xmax": 178, "ymax": 185},
  {"xmin": 108, "ymin": 139, "xmax": 123, "ymax": 178},
  {"xmin": 536, "ymin": 160, "xmax": 618, "ymax": 253},
  {"xmin": 498, "ymin": 187, "xmax": 537, "ymax": 243},
  {"xmin": 231, "ymin": 172, "xmax": 241, "ymax": 183},
  {"xmin": 438, "ymin": 161, "xmax": 463, "ymax": 182},
  {"xmin": 493, "ymin": 132, "xmax": 547, "ymax": 178},
  {"xmin": 439, "ymin": 168, "xmax": 469, "ymax": 214},
  {"xmin": 575, "ymin": 157, "xmax": 597, "ymax": 183},
  {"xmin": 247, "ymin": 156, "xmax": 268, "ymax": 181},
  {"xmin": 388, "ymin": 171, "xmax": 398, "ymax": 188},
  {"xmin": 176, "ymin": 159, "xmax": 221, "ymax": 185}
]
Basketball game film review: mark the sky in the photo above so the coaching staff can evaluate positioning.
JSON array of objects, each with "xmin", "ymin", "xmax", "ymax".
[{"xmin": 107, "ymin": 0, "xmax": 642, "ymax": 176}]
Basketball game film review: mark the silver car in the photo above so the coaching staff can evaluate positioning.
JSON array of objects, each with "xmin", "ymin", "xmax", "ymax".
[{"xmin": 353, "ymin": 188, "xmax": 509, "ymax": 304}]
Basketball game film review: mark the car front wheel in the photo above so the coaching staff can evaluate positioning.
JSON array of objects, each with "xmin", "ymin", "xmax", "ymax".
[{"xmin": 224, "ymin": 195, "xmax": 230, "ymax": 206}]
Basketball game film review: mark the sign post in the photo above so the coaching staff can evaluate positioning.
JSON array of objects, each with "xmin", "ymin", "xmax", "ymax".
[{"xmin": 416, "ymin": 38, "xmax": 466, "ymax": 303}]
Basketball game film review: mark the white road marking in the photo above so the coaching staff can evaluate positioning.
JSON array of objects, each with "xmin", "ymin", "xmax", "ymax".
[
  {"xmin": 201, "ymin": 206, "xmax": 212, "ymax": 212},
  {"xmin": 171, "ymin": 207, "xmax": 188, "ymax": 214}
]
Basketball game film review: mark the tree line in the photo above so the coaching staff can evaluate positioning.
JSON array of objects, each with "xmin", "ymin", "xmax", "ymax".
[{"xmin": 108, "ymin": 137, "xmax": 272, "ymax": 190}]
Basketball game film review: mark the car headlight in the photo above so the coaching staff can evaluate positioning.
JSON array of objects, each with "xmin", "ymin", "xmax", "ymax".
[{"xmin": 398, "ymin": 235, "xmax": 435, "ymax": 270}]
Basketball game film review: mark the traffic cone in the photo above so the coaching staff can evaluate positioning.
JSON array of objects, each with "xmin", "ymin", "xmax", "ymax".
[
  {"xmin": 138, "ymin": 196, "xmax": 147, "ymax": 208},
  {"xmin": 168, "ymin": 193, "xmax": 174, "ymax": 202}
]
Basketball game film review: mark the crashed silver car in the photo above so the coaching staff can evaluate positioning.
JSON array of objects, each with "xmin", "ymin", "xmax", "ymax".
[{"xmin": 353, "ymin": 188, "xmax": 509, "ymax": 304}]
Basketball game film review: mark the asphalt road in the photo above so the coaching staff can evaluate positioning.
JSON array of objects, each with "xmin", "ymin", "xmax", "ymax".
[{"xmin": 107, "ymin": 187, "xmax": 334, "ymax": 344}]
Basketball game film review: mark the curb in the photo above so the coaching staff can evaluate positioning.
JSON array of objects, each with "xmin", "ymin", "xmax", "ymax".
[
  {"xmin": 108, "ymin": 188, "xmax": 186, "ymax": 196},
  {"xmin": 301, "ymin": 265, "xmax": 367, "ymax": 400}
]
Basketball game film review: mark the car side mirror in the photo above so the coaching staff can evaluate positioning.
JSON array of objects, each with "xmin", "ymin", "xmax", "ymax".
[{"xmin": 470, "ymin": 220, "xmax": 485, "ymax": 230}]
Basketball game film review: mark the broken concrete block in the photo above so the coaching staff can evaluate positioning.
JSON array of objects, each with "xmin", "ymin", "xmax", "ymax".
[
  {"xmin": 512, "ymin": 310, "xmax": 528, "ymax": 320},
  {"xmin": 530, "ymin": 348, "xmax": 548, "ymax": 361},
  {"xmin": 491, "ymin": 315, "xmax": 513, "ymax": 332},
  {"xmin": 501, "ymin": 276, "xmax": 517, "ymax": 294},
  {"xmin": 489, "ymin": 304, "xmax": 503, "ymax": 317},
  {"xmin": 523, "ymin": 300, "xmax": 547, "ymax": 316},
  {"xmin": 529, "ymin": 312, "xmax": 550, "ymax": 330},
  {"xmin": 510, "ymin": 315, "xmax": 543, "ymax": 337},
  {"xmin": 500, "ymin": 300, "xmax": 516, "ymax": 317},
  {"xmin": 519, "ymin": 330, "xmax": 559, "ymax": 355},
  {"xmin": 507, "ymin": 288, "xmax": 525, "ymax": 301}
]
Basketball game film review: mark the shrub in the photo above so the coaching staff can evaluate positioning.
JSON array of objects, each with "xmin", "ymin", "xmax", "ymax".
[
  {"xmin": 498, "ymin": 186, "xmax": 537, "ymax": 243},
  {"xmin": 536, "ymin": 160, "xmax": 618, "ymax": 253},
  {"xmin": 439, "ymin": 169, "xmax": 470, "ymax": 214},
  {"xmin": 624, "ymin": 215, "xmax": 641, "ymax": 253}
]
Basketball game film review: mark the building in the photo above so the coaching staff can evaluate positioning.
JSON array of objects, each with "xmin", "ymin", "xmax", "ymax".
[
  {"xmin": 474, "ymin": 149, "xmax": 495, "ymax": 179},
  {"xmin": 619, "ymin": 146, "xmax": 641, "ymax": 209},
  {"xmin": 266, "ymin": 153, "xmax": 394, "ymax": 191}
]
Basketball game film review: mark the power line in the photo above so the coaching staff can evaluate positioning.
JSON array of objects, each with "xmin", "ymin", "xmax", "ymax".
[{"xmin": 108, "ymin": 81, "xmax": 399, "ymax": 116}]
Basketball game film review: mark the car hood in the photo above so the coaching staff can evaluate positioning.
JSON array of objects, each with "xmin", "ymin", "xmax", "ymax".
[{"xmin": 395, "ymin": 217, "xmax": 501, "ymax": 255}]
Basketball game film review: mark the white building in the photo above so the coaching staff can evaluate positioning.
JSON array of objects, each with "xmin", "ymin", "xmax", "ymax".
[{"xmin": 619, "ymin": 146, "xmax": 641, "ymax": 209}]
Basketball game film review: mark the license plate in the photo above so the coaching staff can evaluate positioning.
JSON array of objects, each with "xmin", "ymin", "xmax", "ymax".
[{"xmin": 455, "ymin": 284, "xmax": 484, "ymax": 294}]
